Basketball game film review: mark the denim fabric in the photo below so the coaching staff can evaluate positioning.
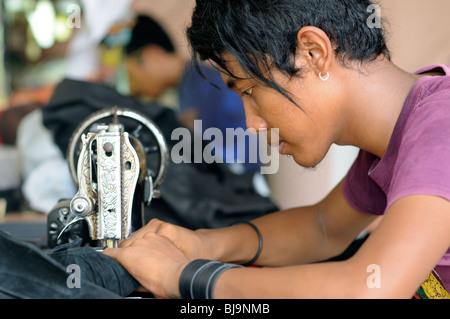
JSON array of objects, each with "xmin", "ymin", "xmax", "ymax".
[
  {"xmin": 48, "ymin": 240, "xmax": 140, "ymax": 297},
  {"xmin": 0, "ymin": 231, "xmax": 138, "ymax": 299}
]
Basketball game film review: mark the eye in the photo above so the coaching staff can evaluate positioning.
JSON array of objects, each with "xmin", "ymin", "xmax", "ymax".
[{"xmin": 242, "ymin": 87, "xmax": 253, "ymax": 96}]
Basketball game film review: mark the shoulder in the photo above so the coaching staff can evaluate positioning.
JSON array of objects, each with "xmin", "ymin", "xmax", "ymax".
[
  {"xmin": 402, "ymin": 75, "xmax": 450, "ymax": 144},
  {"xmin": 414, "ymin": 65, "xmax": 450, "ymax": 107},
  {"xmin": 388, "ymin": 81, "xmax": 450, "ymax": 209},
  {"xmin": 403, "ymin": 72, "xmax": 450, "ymax": 146}
]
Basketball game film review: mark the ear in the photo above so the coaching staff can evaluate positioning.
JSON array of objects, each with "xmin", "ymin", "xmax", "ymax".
[{"xmin": 295, "ymin": 26, "xmax": 333, "ymax": 76}]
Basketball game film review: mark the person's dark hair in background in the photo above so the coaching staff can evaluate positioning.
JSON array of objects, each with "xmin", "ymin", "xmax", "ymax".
[
  {"xmin": 125, "ymin": 15, "xmax": 183, "ymax": 98},
  {"xmin": 126, "ymin": 15, "xmax": 176, "ymax": 57}
]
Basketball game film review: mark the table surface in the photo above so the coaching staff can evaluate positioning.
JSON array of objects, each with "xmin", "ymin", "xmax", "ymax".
[{"xmin": 0, "ymin": 212, "xmax": 48, "ymax": 248}]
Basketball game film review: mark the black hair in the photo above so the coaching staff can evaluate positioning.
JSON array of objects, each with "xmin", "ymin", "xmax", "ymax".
[
  {"xmin": 125, "ymin": 15, "xmax": 175, "ymax": 56},
  {"xmin": 186, "ymin": 0, "xmax": 390, "ymax": 103}
]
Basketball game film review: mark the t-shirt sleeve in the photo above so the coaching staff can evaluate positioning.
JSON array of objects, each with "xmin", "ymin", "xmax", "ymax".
[
  {"xmin": 386, "ymin": 97, "xmax": 450, "ymax": 210},
  {"xmin": 342, "ymin": 150, "xmax": 387, "ymax": 215}
]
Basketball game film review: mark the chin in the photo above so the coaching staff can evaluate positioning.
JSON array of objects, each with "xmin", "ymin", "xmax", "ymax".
[{"xmin": 291, "ymin": 151, "xmax": 327, "ymax": 169}]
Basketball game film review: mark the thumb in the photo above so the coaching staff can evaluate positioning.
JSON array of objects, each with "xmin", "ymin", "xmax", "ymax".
[{"xmin": 102, "ymin": 247, "xmax": 120, "ymax": 259}]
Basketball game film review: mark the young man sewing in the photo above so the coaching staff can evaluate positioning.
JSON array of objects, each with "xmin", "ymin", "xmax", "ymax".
[{"xmin": 104, "ymin": 0, "xmax": 450, "ymax": 299}]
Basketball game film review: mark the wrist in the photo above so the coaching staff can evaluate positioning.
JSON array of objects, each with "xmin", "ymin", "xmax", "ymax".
[
  {"xmin": 195, "ymin": 222, "xmax": 262, "ymax": 264},
  {"xmin": 231, "ymin": 221, "xmax": 262, "ymax": 266},
  {"xmin": 169, "ymin": 261, "xmax": 190, "ymax": 299},
  {"xmin": 178, "ymin": 259, "xmax": 243, "ymax": 299},
  {"xmin": 194, "ymin": 228, "xmax": 225, "ymax": 260}
]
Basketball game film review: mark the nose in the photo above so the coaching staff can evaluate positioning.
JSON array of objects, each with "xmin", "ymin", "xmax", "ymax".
[{"xmin": 243, "ymin": 102, "xmax": 268, "ymax": 134}]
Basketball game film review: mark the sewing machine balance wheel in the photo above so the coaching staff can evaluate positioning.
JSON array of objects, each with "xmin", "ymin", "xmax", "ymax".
[{"xmin": 66, "ymin": 107, "xmax": 169, "ymax": 206}]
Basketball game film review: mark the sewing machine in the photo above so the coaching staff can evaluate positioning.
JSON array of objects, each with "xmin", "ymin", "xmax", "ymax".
[{"xmin": 47, "ymin": 107, "xmax": 169, "ymax": 249}]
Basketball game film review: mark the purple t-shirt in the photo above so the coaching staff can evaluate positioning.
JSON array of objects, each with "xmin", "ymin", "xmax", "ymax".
[{"xmin": 343, "ymin": 64, "xmax": 450, "ymax": 291}]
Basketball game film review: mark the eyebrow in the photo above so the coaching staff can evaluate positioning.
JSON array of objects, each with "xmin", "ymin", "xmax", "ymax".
[{"xmin": 227, "ymin": 78, "xmax": 251, "ymax": 91}]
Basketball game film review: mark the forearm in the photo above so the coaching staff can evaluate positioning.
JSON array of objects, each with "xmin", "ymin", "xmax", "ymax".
[
  {"xmin": 212, "ymin": 258, "xmax": 381, "ymax": 299},
  {"xmin": 197, "ymin": 206, "xmax": 345, "ymax": 267},
  {"xmin": 213, "ymin": 261, "xmax": 356, "ymax": 299},
  {"xmin": 252, "ymin": 206, "xmax": 342, "ymax": 265}
]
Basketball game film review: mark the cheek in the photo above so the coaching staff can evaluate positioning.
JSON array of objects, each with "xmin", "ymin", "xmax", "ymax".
[{"xmin": 251, "ymin": 90, "xmax": 289, "ymax": 120}]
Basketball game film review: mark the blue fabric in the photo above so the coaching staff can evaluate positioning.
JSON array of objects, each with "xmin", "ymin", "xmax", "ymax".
[{"xmin": 178, "ymin": 63, "xmax": 261, "ymax": 172}]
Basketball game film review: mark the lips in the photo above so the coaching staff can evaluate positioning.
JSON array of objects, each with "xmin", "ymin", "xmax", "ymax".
[
  {"xmin": 268, "ymin": 139, "xmax": 279, "ymax": 147},
  {"xmin": 267, "ymin": 139, "xmax": 287, "ymax": 154},
  {"xmin": 278, "ymin": 141, "xmax": 287, "ymax": 154}
]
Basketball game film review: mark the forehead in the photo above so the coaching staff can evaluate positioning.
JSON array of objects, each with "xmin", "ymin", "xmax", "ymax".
[{"xmin": 213, "ymin": 52, "xmax": 253, "ymax": 89}]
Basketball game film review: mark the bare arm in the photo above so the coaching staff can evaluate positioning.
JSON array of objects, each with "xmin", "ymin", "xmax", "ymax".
[
  {"xmin": 213, "ymin": 194, "xmax": 450, "ymax": 298},
  {"xmin": 201, "ymin": 180, "xmax": 377, "ymax": 266},
  {"xmin": 104, "ymin": 179, "xmax": 378, "ymax": 297}
]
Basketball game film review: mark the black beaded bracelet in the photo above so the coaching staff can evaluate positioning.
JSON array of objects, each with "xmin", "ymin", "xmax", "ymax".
[
  {"xmin": 234, "ymin": 221, "xmax": 263, "ymax": 266},
  {"xmin": 179, "ymin": 259, "xmax": 243, "ymax": 299}
]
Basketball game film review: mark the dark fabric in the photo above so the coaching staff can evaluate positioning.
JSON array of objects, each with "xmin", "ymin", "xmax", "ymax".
[
  {"xmin": 0, "ymin": 231, "xmax": 122, "ymax": 299},
  {"xmin": 152, "ymin": 159, "xmax": 275, "ymax": 229},
  {"xmin": 48, "ymin": 239, "xmax": 140, "ymax": 296},
  {"xmin": 42, "ymin": 78, "xmax": 180, "ymax": 154},
  {"xmin": 42, "ymin": 78, "xmax": 278, "ymax": 230}
]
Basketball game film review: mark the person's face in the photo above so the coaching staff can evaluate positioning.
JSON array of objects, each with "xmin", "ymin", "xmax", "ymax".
[
  {"xmin": 219, "ymin": 53, "xmax": 344, "ymax": 168},
  {"xmin": 126, "ymin": 48, "xmax": 169, "ymax": 98}
]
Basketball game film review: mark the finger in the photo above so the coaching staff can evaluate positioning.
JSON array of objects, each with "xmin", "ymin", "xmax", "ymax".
[
  {"xmin": 120, "ymin": 233, "xmax": 142, "ymax": 248},
  {"xmin": 145, "ymin": 218, "xmax": 165, "ymax": 233},
  {"xmin": 120, "ymin": 219, "xmax": 164, "ymax": 248},
  {"xmin": 102, "ymin": 247, "xmax": 119, "ymax": 259}
]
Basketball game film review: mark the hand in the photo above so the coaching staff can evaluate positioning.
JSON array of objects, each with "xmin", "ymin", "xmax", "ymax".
[
  {"xmin": 120, "ymin": 219, "xmax": 215, "ymax": 260},
  {"xmin": 103, "ymin": 219, "xmax": 215, "ymax": 298},
  {"xmin": 103, "ymin": 229, "xmax": 188, "ymax": 299}
]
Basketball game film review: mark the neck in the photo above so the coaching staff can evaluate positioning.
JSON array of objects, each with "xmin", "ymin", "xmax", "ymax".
[{"xmin": 337, "ymin": 58, "xmax": 419, "ymax": 158}]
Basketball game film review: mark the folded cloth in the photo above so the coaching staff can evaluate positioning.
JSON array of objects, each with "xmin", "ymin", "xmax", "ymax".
[
  {"xmin": 0, "ymin": 231, "xmax": 132, "ymax": 299},
  {"xmin": 414, "ymin": 269, "xmax": 450, "ymax": 299},
  {"xmin": 48, "ymin": 240, "xmax": 140, "ymax": 297}
]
